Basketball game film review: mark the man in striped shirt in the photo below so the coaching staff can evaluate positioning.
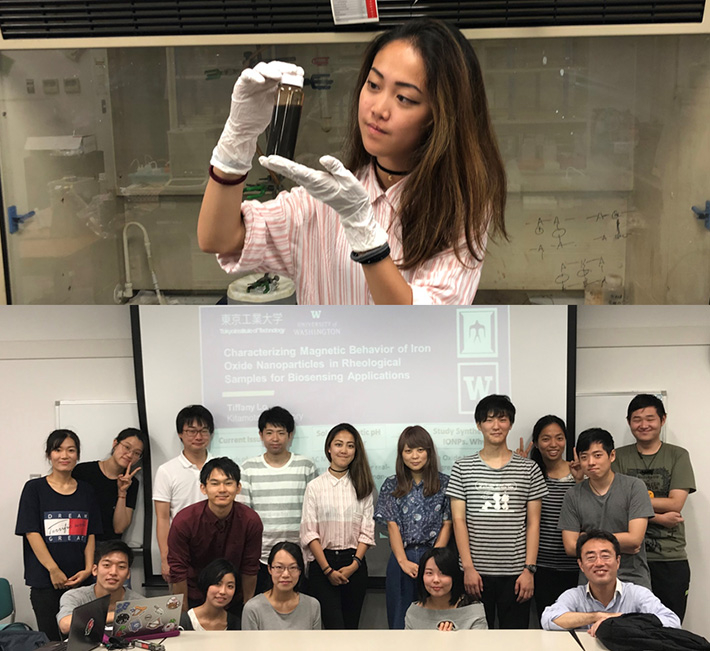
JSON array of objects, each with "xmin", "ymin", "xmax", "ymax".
[
  {"xmin": 239, "ymin": 406, "xmax": 317, "ymax": 593},
  {"xmin": 448, "ymin": 394, "xmax": 547, "ymax": 629}
]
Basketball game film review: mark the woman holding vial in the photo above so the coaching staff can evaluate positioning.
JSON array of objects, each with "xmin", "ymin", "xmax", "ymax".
[
  {"xmin": 198, "ymin": 18, "xmax": 506, "ymax": 305},
  {"xmin": 300, "ymin": 424, "xmax": 375, "ymax": 629},
  {"xmin": 374, "ymin": 426, "xmax": 451, "ymax": 629}
]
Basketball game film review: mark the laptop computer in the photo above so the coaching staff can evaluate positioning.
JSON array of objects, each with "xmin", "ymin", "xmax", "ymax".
[
  {"xmin": 111, "ymin": 594, "xmax": 182, "ymax": 641},
  {"xmin": 39, "ymin": 594, "xmax": 110, "ymax": 651}
]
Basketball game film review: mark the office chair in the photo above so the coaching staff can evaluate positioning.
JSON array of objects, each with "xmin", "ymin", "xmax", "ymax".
[{"xmin": 0, "ymin": 578, "xmax": 31, "ymax": 631}]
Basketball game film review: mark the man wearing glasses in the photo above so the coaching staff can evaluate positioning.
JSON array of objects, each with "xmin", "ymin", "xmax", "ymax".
[
  {"xmin": 73, "ymin": 427, "xmax": 145, "ymax": 541},
  {"xmin": 541, "ymin": 529, "xmax": 680, "ymax": 635},
  {"xmin": 154, "ymin": 405, "xmax": 215, "ymax": 583}
]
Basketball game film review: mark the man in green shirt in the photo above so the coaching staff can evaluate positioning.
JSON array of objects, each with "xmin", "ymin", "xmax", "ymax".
[{"xmin": 612, "ymin": 394, "xmax": 696, "ymax": 622}]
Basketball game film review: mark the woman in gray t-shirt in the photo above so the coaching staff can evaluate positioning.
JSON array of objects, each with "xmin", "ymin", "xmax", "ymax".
[
  {"xmin": 242, "ymin": 542, "xmax": 321, "ymax": 630},
  {"xmin": 404, "ymin": 547, "xmax": 486, "ymax": 631}
]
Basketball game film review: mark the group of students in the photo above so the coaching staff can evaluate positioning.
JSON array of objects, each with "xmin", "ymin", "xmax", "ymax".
[
  {"xmin": 15, "ymin": 428, "xmax": 145, "ymax": 640},
  {"xmin": 15, "ymin": 393, "xmax": 695, "ymax": 638}
]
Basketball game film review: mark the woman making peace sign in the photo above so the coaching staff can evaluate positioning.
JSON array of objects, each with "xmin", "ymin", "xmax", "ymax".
[
  {"xmin": 73, "ymin": 428, "xmax": 145, "ymax": 541},
  {"xmin": 518, "ymin": 416, "xmax": 584, "ymax": 621}
]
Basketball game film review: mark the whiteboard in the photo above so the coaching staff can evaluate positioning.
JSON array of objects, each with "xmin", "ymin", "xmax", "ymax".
[
  {"xmin": 55, "ymin": 400, "xmax": 143, "ymax": 548},
  {"xmin": 575, "ymin": 391, "xmax": 667, "ymax": 449}
]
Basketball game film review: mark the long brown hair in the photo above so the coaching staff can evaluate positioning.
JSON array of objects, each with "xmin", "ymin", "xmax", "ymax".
[
  {"xmin": 393, "ymin": 425, "xmax": 441, "ymax": 498},
  {"xmin": 343, "ymin": 18, "xmax": 507, "ymax": 271},
  {"xmin": 324, "ymin": 423, "xmax": 375, "ymax": 501}
]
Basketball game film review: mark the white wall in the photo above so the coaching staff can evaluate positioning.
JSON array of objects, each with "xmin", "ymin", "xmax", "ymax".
[
  {"xmin": 577, "ymin": 305, "xmax": 710, "ymax": 639},
  {"xmin": 0, "ymin": 306, "xmax": 136, "ymax": 627}
]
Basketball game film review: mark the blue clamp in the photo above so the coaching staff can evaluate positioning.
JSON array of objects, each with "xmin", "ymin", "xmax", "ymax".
[
  {"xmin": 8, "ymin": 205, "xmax": 35, "ymax": 234},
  {"xmin": 692, "ymin": 200, "xmax": 710, "ymax": 230}
]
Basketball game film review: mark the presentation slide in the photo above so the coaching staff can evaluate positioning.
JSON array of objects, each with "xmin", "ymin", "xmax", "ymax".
[
  {"xmin": 203, "ymin": 306, "xmax": 510, "ymax": 480},
  {"xmin": 137, "ymin": 305, "xmax": 571, "ymax": 577}
]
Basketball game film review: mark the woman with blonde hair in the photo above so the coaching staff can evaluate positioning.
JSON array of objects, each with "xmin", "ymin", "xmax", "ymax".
[{"xmin": 375, "ymin": 425, "xmax": 451, "ymax": 628}]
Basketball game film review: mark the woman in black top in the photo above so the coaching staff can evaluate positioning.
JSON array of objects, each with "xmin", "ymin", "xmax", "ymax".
[
  {"xmin": 73, "ymin": 428, "xmax": 145, "ymax": 540},
  {"xmin": 180, "ymin": 559, "xmax": 241, "ymax": 631},
  {"xmin": 15, "ymin": 430, "xmax": 101, "ymax": 639}
]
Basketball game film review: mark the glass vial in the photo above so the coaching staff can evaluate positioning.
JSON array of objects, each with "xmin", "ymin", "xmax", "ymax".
[
  {"xmin": 603, "ymin": 274, "xmax": 624, "ymax": 304},
  {"xmin": 265, "ymin": 73, "xmax": 304, "ymax": 160}
]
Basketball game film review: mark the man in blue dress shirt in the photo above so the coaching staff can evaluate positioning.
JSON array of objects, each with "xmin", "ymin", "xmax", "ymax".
[{"xmin": 541, "ymin": 529, "xmax": 680, "ymax": 636}]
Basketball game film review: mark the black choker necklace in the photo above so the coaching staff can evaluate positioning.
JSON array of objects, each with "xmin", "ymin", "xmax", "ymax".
[
  {"xmin": 374, "ymin": 158, "xmax": 409, "ymax": 182},
  {"xmin": 329, "ymin": 466, "xmax": 348, "ymax": 473}
]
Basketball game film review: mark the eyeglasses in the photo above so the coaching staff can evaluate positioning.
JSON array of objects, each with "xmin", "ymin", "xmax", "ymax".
[
  {"xmin": 182, "ymin": 427, "xmax": 211, "ymax": 438},
  {"xmin": 583, "ymin": 551, "xmax": 615, "ymax": 562},
  {"xmin": 117, "ymin": 441, "xmax": 143, "ymax": 460},
  {"xmin": 270, "ymin": 564, "xmax": 301, "ymax": 574}
]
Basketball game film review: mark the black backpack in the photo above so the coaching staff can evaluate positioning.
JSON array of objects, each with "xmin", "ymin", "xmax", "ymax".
[
  {"xmin": 0, "ymin": 630, "xmax": 50, "ymax": 651},
  {"xmin": 596, "ymin": 613, "xmax": 710, "ymax": 651}
]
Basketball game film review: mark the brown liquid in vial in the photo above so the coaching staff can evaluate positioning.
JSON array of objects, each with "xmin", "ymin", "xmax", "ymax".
[{"xmin": 266, "ymin": 102, "xmax": 302, "ymax": 160}]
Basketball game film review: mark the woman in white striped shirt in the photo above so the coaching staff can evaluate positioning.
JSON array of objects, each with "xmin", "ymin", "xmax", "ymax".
[
  {"xmin": 300, "ymin": 423, "xmax": 376, "ymax": 629},
  {"xmin": 198, "ymin": 19, "xmax": 507, "ymax": 305}
]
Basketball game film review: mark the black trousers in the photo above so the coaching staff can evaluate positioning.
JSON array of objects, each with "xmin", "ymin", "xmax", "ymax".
[
  {"xmin": 650, "ymin": 560, "xmax": 690, "ymax": 622},
  {"xmin": 480, "ymin": 574, "xmax": 531, "ymax": 629},
  {"xmin": 307, "ymin": 549, "xmax": 368, "ymax": 630},
  {"xmin": 533, "ymin": 567, "xmax": 579, "ymax": 625},
  {"xmin": 30, "ymin": 586, "xmax": 66, "ymax": 641}
]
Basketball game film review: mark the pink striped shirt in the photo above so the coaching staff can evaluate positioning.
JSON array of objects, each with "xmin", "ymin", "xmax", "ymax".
[
  {"xmin": 300, "ymin": 471, "xmax": 375, "ymax": 563},
  {"xmin": 216, "ymin": 164, "xmax": 485, "ymax": 305}
]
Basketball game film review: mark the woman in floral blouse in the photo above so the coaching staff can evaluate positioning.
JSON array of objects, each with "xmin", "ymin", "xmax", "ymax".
[{"xmin": 374, "ymin": 426, "xmax": 452, "ymax": 629}]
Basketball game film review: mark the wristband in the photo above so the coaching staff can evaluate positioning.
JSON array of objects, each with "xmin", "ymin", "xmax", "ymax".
[
  {"xmin": 209, "ymin": 165, "xmax": 248, "ymax": 186},
  {"xmin": 323, "ymin": 566, "xmax": 333, "ymax": 576},
  {"xmin": 350, "ymin": 242, "xmax": 390, "ymax": 265},
  {"xmin": 352, "ymin": 556, "xmax": 362, "ymax": 567}
]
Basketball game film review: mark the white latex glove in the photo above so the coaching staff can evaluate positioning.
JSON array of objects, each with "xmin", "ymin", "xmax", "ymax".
[
  {"xmin": 260, "ymin": 154, "xmax": 388, "ymax": 253},
  {"xmin": 211, "ymin": 61, "xmax": 304, "ymax": 176}
]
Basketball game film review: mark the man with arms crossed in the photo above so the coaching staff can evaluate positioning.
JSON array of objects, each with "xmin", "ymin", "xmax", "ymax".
[
  {"xmin": 541, "ymin": 529, "xmax": 680, "ymax": 635},
  {"xmin": 559, "ymin": 428, "xmax": 654, "ymax": 588},
  {"xmin": 239, "ymin": 406, "xmax": 317, "ymax": 593},
  {"xmin": 613, "ymin": 394, "xmax": 696, "ymax": 621},
  {"xmin": 57, "ymin": 540, "xmax": 143, "ymax": 634},
  {"xmin": 447, "ymin": 394, "xmax": 547, "ymax": 629},
  {"xmin": 153, "ymin": 405, "xmax": 214, "ymax": 582},
  {"xmin": 168, "ymin": 457, "xmax": 262, "ymax": 609}
]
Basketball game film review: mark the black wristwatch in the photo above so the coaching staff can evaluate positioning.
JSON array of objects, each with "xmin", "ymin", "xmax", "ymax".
[{"xmin": 524, "ymin": 564, "xmax": 537, "ymax": 574}]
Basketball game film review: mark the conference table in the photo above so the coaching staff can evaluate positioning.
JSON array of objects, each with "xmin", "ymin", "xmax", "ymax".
[
  {"xmin": 163, "ymin": 629, "xmax": 597, "ymax": 651},
  {"xmin": 571, "ymin": 632, "xmax": 611, "ymax": 650}
]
